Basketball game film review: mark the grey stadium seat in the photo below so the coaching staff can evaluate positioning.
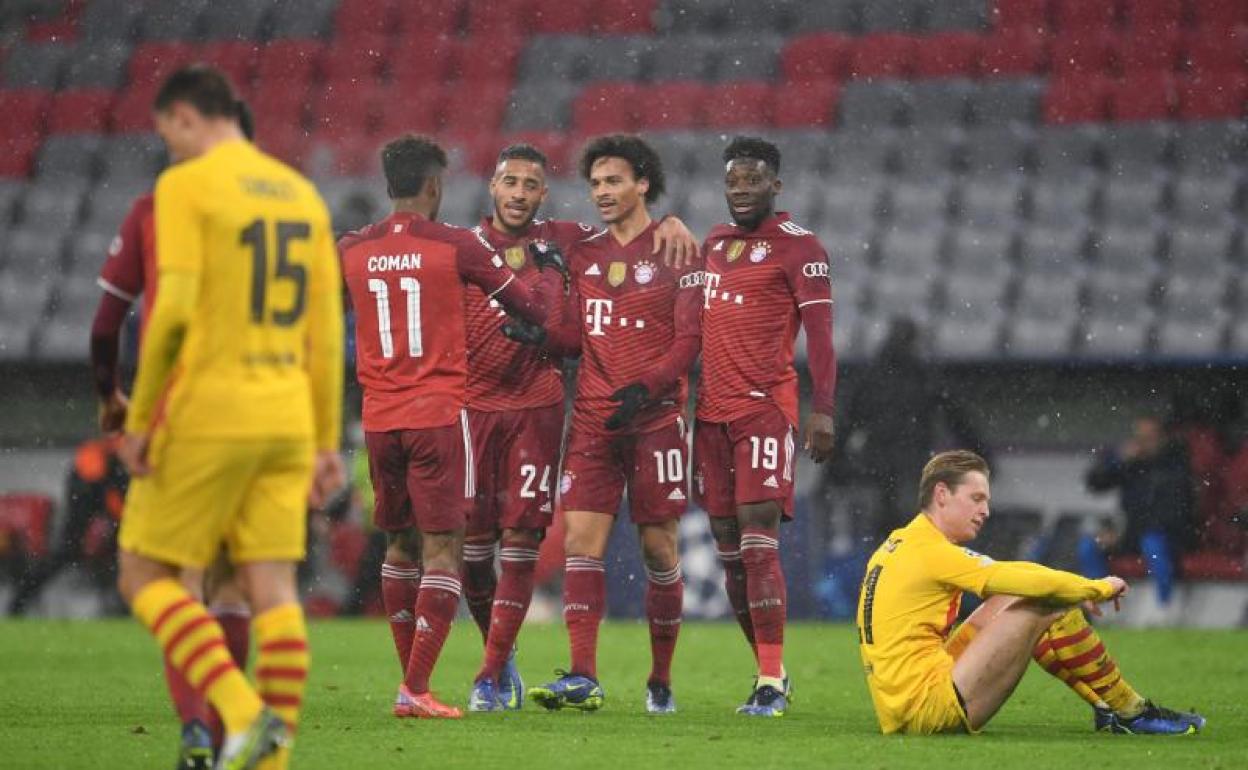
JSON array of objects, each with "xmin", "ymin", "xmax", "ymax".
[
  {"xmin": 439, "ymin": 181, "xmax": 487, "ymax": 228},
  {"xmin": 839, "ymin": 81, "xmax": 912, "ymax": 130},
  {"xmin": 644, "ymin": 132, "xmax": 706, "ymax": 177},
  {"xmin": 505, "ymin": 81, "xmax": 577, "ymax": 131},
  {"xmin": 822, "ymin": 226, "xmax": 875, "ymax": 268},
  {"xmin": 958, "ymin": 176, "xmax": 1025, "ymax": 228},
  {"xmin": 823, "ymin": 181, "xmax": 883, "ymax": 233},
  {"xmin": 860, "ymin": 0, "xmax": 923, "ymax": 32},
  {"xmin": 78, "ymin": 0, "xmax": 145, "ymax": 41},
  {"xmin": 269, "ymin": 0, "xmax": 338, "ymax": 38},
  {"xmin": 780, "ymin": 176, "xmax": 826, "ymax": 229},
  {"xmin": 0, "ymin": 180, "xmax": 25, "ymax": 224},
  {"xmin": 1167, "ymin": 225, "xmax": 1234, "ymax": 281},
  {"xmin": 97, "ymin": 134, "xmax": 166, "ymax": 184},
  {"xmin": 60, "ymin": 41, "xmax": 132, "ymax": 89},
  {"xmin": 1172, "ymin": 121, "xmax": 1245, "ymax": 177},
  {"xmin": 1080, "ymin": 283, "xmax": 1154, "ymax": 358},
  {"xmin": 0, "ymin": 262, "xmax": 55, "ymax": 322},
  {"xmin": 886, "ymin": 180, "xmax": 952, "ymax": 229},
  {"xmin": 827, "ymin": 129, "xmax": 895, "ymax": 181},
  {"xmin": 871, "ymin": 272, "xmax": 935, "ymax": 319},
  {"xmin": 712, "ymin": 36, "xmax": 782, "ymax": 81},
  {"xmin": 140, "ymin": 0, "xmax": 209, "ymax": 39},
  {"xmin": 199, "ymin": 0, "xmax": 275, "ymax": 40},
  {"xmin": 802, "ymin": 0, "xmax": 859, "ymax": 31},
  {"xmin": 1099, "ymin": 177, "xmax": 1167, "ymax": 228},
  {"xmin": 1156, "ymin": 280, "xmax": 1229, "ymax": 356},
  {"xmin": 1018, "ymin": 225, "xmax": 1089, "ymax": 276},
  {"xmin": 1091, "ymin": 226, "xmax": 1161, "ymax": 278},
  {"xmin": 876, "ymin": 227, "xmax": 944, "ymax": 277},
  {"xmin": 4, "ymin": 42, "xmax": 69, "ymax": 88},
  {"xmin": 18, "ymin": 180, "xmax": 87, "ymax": 234},
  {"xmin": 935, "ymin": 281, "xmax": 1005, "ymax": 359},
  {"xmin": 1029, "ymin": 177, "xmax": 1095, "ymax": 229},
  {"xmin": 34, "ymin": 134, "xmax": 104, "ymax": 181},
  {"xmin": 1226, "ymin": 320, "xmax": 1248, "ymax": 356},
  {"xmin": 1102, "ymin": 124, "xmax": 1172, "ymax": 180},
  {"xmin": 644, "ymin": 36, "xmax": 719, "ymax": 81},
  {"xmin": 66, "ymin": 230, "xmax": 116, "ymax": 277},
  {"xmin": 4, "ymin": 226, "xmax": 67, "ymax": 274},
  {"xmin": 517, "ymin": 36, "xmax": 598, "ymax": 84},
  {"xmin": 576, "ymin": 36, "xmax": 649, "ymax": 83},
  {"xmin": 542, "ymin": 178, "xmax": 598, "ymax": 227},
  {"xmin": 1171, "ymin": 175, "xmax": 1238, "ymax": 227},
  {"xmin": 1031, "ymin": 125, "xmax": 1103, "ymax": 179},
  {"xmin": 36, "ymin": 273, "xmax": 98, "ymax": 361},
  {"xmin": 777, "ymin": 130, "xmax": 832, "ymax": 178},
  {"xmin": 962, "ymin": 125, "xmax": 1033, "ymax": 178},
  {"xmin": 927, "ymin": 0, "xmax": 989, "ymax": 31},
  {"xmin": 892, "ymin": 129, "xmax": 961, "ymax": 179},
  {"xmin": 967, "ymin": 79, "xmax": 1045, "ymax": 126},
  {"xmin": 659, "ymin": 0, "xmax": 788, "ymax": 34},
  {"xmin": 909, "ymin": 79, "xmax": 974, "ymax": 126},
  {"xmin": 1006, "ymin": 276, "xmax": 1080, "ymax": 358},
  {"xmin": 947, "ymin": 226, "xmax": 1014, "ymax": 285}
]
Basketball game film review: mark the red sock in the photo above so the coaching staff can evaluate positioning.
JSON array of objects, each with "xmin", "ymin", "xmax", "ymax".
[
  {"xmin": 478, "ymin": 540, "xmax": 539, "ymax": 682},
  {"xmin": 163, "ymin": 659, "xmax": 211, "ymax": 726},
  {"xmin": 564, "ymin": 556, "xmax": 605, "ymax": 679},
  {"xmin": 381, "ymin": 561, "xmax": 422, "ymax": 671},
  {"xmin": 403, "ymin": 570, "xmax": 461, "ymax": 694},
  {"xmin": 741, "ymin": 526, "xmax": 785, "ymax": 679},
  {"xmin": 213, "ymin": 606, "xmax": 251, "ymax": 669},
  {"xmin": 462, "ymin": 541, "xmax": 497, "ymax": 643},
  {"xmin": 645, "ymin": 564, "xmax": 683, "ymax": 687},
  {"xmin": 716, "ymin": 542, "xmax": 756, "ymax": 657}
]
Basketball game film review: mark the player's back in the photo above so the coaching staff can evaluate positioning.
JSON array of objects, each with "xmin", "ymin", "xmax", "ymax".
[
  {"xmin": 340, "ymin": 213, "xmax": 475, "ymax": 431},
  {"xmin": 155, "ymin": 140, "xmax": 337, "ymax": 441}
]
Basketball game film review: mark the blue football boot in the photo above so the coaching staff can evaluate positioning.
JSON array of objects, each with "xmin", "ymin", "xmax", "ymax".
[
  {"xmin": 645, "ymin": 682, "xmax": 677, "ymax": 714},
  {"xmin": 468, "ymin": 677, "xmax": 504, "ymax": 713},
  {"xmin": 1095, "ymin": 701, "xmax": 1205, "ymax": 734},
  {"xmin": 498, "ymin": 647, "xmax": 524, "ymax": 710},
  {"xmin": 528, "ymin": 670, "xmax": 605, "ymax": 712},
  {"xmin": 175, "ymin": 719, "xmax": 213, "ymax": 770},
  {"xmin": 737, "ymin": 684, "xmax": 787, "ymax": 717}
]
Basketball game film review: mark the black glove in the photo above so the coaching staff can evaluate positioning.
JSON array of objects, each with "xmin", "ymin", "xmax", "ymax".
[
  {"xmin": 501, "ymin": 318, "xmax": 546, "ymax": 346},
  {"xmin": 528, "ymin": 240, "xmax": 569, "ymax": 284},
  {"xmin": 605, "ymin": 383, "xmax": 650, "ymax": 431}
]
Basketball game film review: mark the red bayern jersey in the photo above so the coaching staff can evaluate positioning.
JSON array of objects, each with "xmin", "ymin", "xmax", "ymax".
[
  {"xmin": 465, "ymin": 216, "xmax": 598, "ymax": 412},
  {"xmin": 697, "ymin": 212, "xmax": 833, "ymax": 426},
  {"xmin": 340, "ymin": 212, "xmax": 551, "ymax": 432},
  {"xmin": 554, "ymin": 220, "xmax": 702, "ymax": 436},
  {"xmin": 97, "ymin": 193, "xmax": 158, "ymax": 331}
]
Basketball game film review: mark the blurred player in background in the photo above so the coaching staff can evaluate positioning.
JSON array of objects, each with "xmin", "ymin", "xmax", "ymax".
[
  {"xmin": 90, "ymin": 95, "xmax": 258, "ymax": 770},
  {"xmin": 857, "ymin": 450, "xmax": 1206, "ymax": 736},
  {"xmin": 514, "ymin": 135, "xmax": 702, "ymax": 714},
  {"xmin": 115, "ymin": 65, "xmax": 345, "ymax": 770},
  {"xmin": 694, "ymin": 136, "xmax": 836, "ymax": 716},
  {"xmin": 461, "ymin": 143, "xmax": 699, "ymax": 712},
  {"xmin": 339, "ymin": 135, "xmax": 566, "ymax": 720}
]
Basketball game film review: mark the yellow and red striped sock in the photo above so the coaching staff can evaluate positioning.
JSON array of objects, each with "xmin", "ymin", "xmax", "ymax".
[
  {"xmin": 1036, "ymin": 608, "xmax": 1145, "ymax": 716},
  {"xmin": 253, "ymin": 603, "xmax": 310, "ymax": 732},
  {"xmin": 132, "ymin": 578, "xmax": 263, "ymax": 735}
]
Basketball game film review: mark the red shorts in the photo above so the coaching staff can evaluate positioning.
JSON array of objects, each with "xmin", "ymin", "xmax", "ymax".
[
  {"xmin": 559, "ymin": 416, "xmax": 690, "ymax": 525},
  {"xmin": 693, "ymin": 407, "xmax": 796, "ymax": 519},
  {"xmin": 467, "ymin": 404, "xmax": 564, "ymax": 536},
  {"xmin": 366, "ymin": 415, "xmax": 473, "ymax": 533}
]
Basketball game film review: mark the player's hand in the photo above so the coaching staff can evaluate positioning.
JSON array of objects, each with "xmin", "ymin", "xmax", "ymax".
[
  {"xmin": 1085, "ymin": 575, "xmax": 1128, "ymax": 616},
  {"xmin": 605, "ymin": 382, "xmax": 650, "ymax": 431},
  {"xmin": 118, "ymin": 431, "xmax": 152, "ymax": 477},
  {"xmin": 308, "ymin": 450, "xmax": 346, "ymax": 510},
  {"xmin": 804, "ymin": 412, "xmax": 835, "ymax": 463},
  {"xmin": 501, "ymin": 318, "xmax": 547, "ymax": 346},
  {"xmin": 98, "ymin": 389, "xmax": 129, "ymax": 434},
  {"xmin": 652, "ymin": 216, "xmax": 700, "ymax": 269},
  {"xmin": 528, "ymin": 240, "xmax": 569, "ymax": 284}
]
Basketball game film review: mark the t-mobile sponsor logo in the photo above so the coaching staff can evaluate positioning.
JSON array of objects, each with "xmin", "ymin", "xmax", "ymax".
[{"xmin": 584, "ymin": 298, "xmax": 646, "ymax": 335}]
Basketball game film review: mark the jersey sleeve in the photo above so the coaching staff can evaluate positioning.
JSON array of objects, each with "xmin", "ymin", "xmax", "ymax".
[
  {"xmin": 547, "ymin": 219, "xmax": 600, "ymax": 248},
  {"xmin": 927, "ymin": 540, "xmax": 1116, "ymax": 604},
  {"xmin": 306, "ymin": 207, "xmax": 345, "ymax": 451},
  {"xmin": 638, "ymin": 265, "xmax": 703, "ymax": 396},
  {"xmin": 790, "ymin": 237, "xmax": 837, "ymax": 415},
  {"xmin": 456, "ymin": 227, "xmax": 558, "ymax": 326},
  {"xmin": 97, "ymin": 198, "xmax": 147, "ymax": 301},
  {"xmin": 784, "ymin": 237, "xmax": 833, "ymax": 309}
]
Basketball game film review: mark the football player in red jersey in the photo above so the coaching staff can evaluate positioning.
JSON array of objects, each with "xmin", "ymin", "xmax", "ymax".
[
  {"xmin": 693, "ymin": 136, "xmax": 837, "ymax": 717},
  {"xmin": 517, "ymin": 135, "xmax": 702, "ymax": 714},
  {"xmin": 88, "ymin": 102, "xmax": 259, "ymax": 768},
  {"xmin": 339, "ymin": 135, "xmax": 565, "ymax": 720},
  {"xmin": 461, "ymin": 143, "xmax": 699, "ymax": 711}
]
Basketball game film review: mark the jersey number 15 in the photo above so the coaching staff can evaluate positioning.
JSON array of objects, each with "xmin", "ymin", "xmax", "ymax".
[{"xmin": 240, "ymin": 219, "xmax": 309, "ymax": 327}]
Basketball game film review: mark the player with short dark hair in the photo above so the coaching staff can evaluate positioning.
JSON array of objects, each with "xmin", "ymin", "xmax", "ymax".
[
  {"xmin": 516, "ymin": 134, "xmax": 701, "ymax": 714},
  {"xmin": 91, "ymin": 87, "xmax": 258, "ymax": 769},
  {"xmin": 116, "ymin": 64, "xmax": 346, "ymax": 770},
  {"xmin": 858, "ymin": 450, "xmax": 1206, "ymax": 735},
  {"xmin": 340, "ymin": 133, "xmax": 566, "ymax": 720},
  {"xmin": 694, "ymin": 135, "xmax": 837, "ymax": 716},
  {"xmin": 456, "ymin": 142, "xmax": 699, "ymax": 712}
]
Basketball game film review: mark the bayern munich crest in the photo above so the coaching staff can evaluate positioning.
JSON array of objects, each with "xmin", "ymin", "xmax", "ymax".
[
  {"xmin": 749, "ymin": 242, "xmax": 772, "ymax": 263},
  {"xmin": 634, "ymin": 260, "xmax": 656, "ymax": 284},
  {"xmin": 560, "ymin": 470, "xmax": 575, "ymax": 494}
]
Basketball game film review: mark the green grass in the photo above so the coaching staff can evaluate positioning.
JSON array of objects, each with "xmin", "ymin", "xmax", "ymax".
[{"xmin": 0, "ymin": 620, "xmax": 1245, "ymax": 769}]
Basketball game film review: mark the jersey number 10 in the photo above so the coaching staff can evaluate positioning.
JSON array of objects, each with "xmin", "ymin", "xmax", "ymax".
[{"xmin": 367, "ymin": 277, "xmax": 423, "ymax": 359}]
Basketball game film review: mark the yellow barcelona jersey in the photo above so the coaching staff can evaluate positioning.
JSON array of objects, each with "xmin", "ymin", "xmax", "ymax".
[
  {"xmin": 856, "ymin": 513, "xmax": 1115, "ymax": 733},
  {"xmin": 126, "ymin": 139, "xmax": 343, "ymax": 450}
]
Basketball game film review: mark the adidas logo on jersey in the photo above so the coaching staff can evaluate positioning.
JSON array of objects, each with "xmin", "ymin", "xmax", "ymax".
[
  {"xmin": 585, "ymin": 263, "xmax": 601, "ymax": 276},
  {"xmin": 763, "ymin": 475, "xmax": 779, "ymax": 489},
  {"xmin": 667, "ymin": 488, "xmax": 686, "ymax": 501},
  {"xmin": 415, "ymin": 616, "xmax": 432, "ymax": 633}
]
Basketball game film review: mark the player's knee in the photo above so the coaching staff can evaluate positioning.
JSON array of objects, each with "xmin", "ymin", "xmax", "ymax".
[
  {"xmin": 386, "ymin": 528, "xmax": 421, "ymax": 563},
  {"xmin": 737, "ymin": 501, "xmax": 782, "ymax": 531},
  {"xmin": 501, "ymin": 527, "xmax": 542, "ymax": 548},
  {"xmin": 420, "ymin": 530, "xmax": 463, "ymax": 571}
]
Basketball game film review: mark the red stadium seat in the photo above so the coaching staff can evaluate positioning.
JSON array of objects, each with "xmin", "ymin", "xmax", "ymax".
[
  {"xmin": 702, "ymin": 81, "xmax": 773, "ymax": 128},
  {"xmin": 451, "ymin": 36, "xmax": 522, "ymax": 87},
  {"xmin": 1177, "ymin": 72, "xmax": 1248, "ymax": 119},
  {"xmin": 335, "ymin": 0, "xmax": 394, "ymax": 40},
  {"xmin": 531, "ymin": 0, "xmax": 592, "ymax": 34},
  {"xmin": 1043, "ymin": 75, "xmax": 1112, "ymax": 123},
  {"xmin": 1050, "ymin": 31, "xmax": 1116, "ymax": 76},
  {"xmin": 242, "ymin": 79, "xmax": 311, "ymax": 129},
  {"xmin": 0, "ymin": 135, "xmax": 40, "ymax": 177},
  {"xmin": 592, "ymin": 0, "xmax": 657, "ymax": 34},
  {"xmin": 634, "ymin": 81, "xmax": 709, "ymax": 129},
  {"xmin": 390, "ymin": 36, "xmax": 454, "ymax": 89},
  {"xmin": 195, "ymin": 41, "xmax": 260, "ymax": 91},
  {"xmin": 321, "ymin": 35, "xmax": 390, "ymax": 83},
  {"xmin": 0, "ymin": 89, "xmax": 50, "ymax": 141},
  {"xmin": 1190, "ymin": 0, "xmax": 1248, "ymax": 29},
  {"xmin": 310, "ymin": 82, "xmax": 385, "ymax": 141},
  {"xmin": 254, "ymin": 124, "xmax": 310, "ymax": 170},
  {"xmin": 1110, "ymin": 72, "xmax": 1177, "ymax": 120},
  {"xmin": 445, "ymin": 132, "xmax": 505, "ymax": 176},
  {"xmin": 1181, "ymin": 29, "xmax": 1247, "ymax": 75},
  {"xmin": 980, "ymin": 29, "xmax": 1049, "ymax": 76},
  {"xmin": 992, "ymin": 0, "xmax": 1051, "ymax": 32},
  {"xmin": 110, "ymin": 81, "xmax": 161, "ymax": 132},
  {"xmin": 375, "ymin": 85, "xmax": 446, "ymax": 137},
  {"xmin": 780, "ymin": 32, "xmax": 852, "ymax": 84},
  {"xmin": 46, "ymin": 89, "xmax": 113, "ymax": 134},
  {"xmin": 323, "ymin": 135, "xmax": 382, "ymax": 176},
  {"xmin": 127, "ymin": 42, "xmax": 196, "ymax": 92},
  {"xmin": 1052, "ymin": 0, "xmax": 1118, "ymax": 32},
  {"xmin": 0, "ymin": 494, "xmax": 53, "ymax": 559},
  {"xmin": 465, "ymin": 0, "xmax": 533, "ymax": 37},
  {"xmin": 1122, "ymin": 0, "xmax": 1184, "ymax": 31},
  {"xmin": 1107, "ymin": 554, "xmax": 1148, "ymax": 578},
  {"xmin": 501, "ymin": 130, "xmax": 573, "ymax": 175},
  {"xmin": 848, "ymin": 33, "xmax": 917, "ymax": 79},
  {"xmin": 771, "ymin": 81, "xmax": 839, "ymax": 128},
  {"xmin": 913, "ymin": 32, "xmax": 982, "ymax": 78},
  {"xmin": 254, "ymin": 40, "xmax": 324, "ymax": 89},
  {"xmin": 1182, "ymin": 551, "xmax": 1247, "ymax": 581},
  {"xmin": 441, "ymin": 83, "xmax": 510, "ymax": 138},
  {"xmin": 1113, "ymin": 28, "xmax": 1181, "ymax": 75},
  {"xmin": 403, "ymin": 0, "xmax": 464, "ymax": 38},
  {"xmin": 572, "ymin": 82, "xmax": 643, "ymax": 134}
]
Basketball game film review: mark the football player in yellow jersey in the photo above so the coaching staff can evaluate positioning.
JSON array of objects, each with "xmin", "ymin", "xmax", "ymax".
[
  {"xmin": 857, "ymin": 450, "xmax": 1205, "ymax": 736},
  {"xmin": 114, "ymin": 66, "xmax": 345, "ymax": 770}
]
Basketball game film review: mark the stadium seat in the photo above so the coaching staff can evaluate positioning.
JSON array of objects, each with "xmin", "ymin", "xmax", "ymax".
[
  {"xmin": 77, "ymin": 0, "xmax": 145, "ymax": 41},
  {"xmin": 1031, "ymin": 124, "xmax": 1103, "ymax": 178},
  {"xmin": 576, "ymin": 36, "xmax": 651, "ymax": 83},
  {"xmin": 1043, "ymin": 76, "xmax": 1113, "ymax": 124},
  {"xmin": 927, "ymin": 0, "xmax": 989, "ymax": 31},
  {"xmin": 934, "ymin": 284, "xmax": 1006, "ymax": 359},
  {"xmin": 505, "ymin": 81, "xmax": 578, "ymax": 131},
  {"xmin": 912, "ymin": 32, "xmax": 982, "ymax": 78},
  {"xmin": 886, "ymin": 180, "xmax": 953, "ymax": 229},
  {"xmin": 780, "ymin": 32, "xmax": 852, "ymax": 83},
  {"xmin": 859, "ymin": 0, "xmax": 923, "ymax": 33},
  {"xmin": 1171, "ymin": 175, "xmax": 1237, "ymax": 227},
  {"xmin": 893, "ymin": 128, "xmax": 961, "ymax": 178},
  {"xmin": 1099, "ymin": 177, "xmax": 1167, "ymax": 228},
  {"xmin": 270, "ymin": 0, "xmax": 339, "ymax": 38},
  {"xmin": 826, "ymin": 129, "xmax": 895, "ymax": 179},
  {"xmin": 1080, "ymin": 283, "xmax": 1155, "ymax": 358},
  {"xmin": 1113, "ymin": 28, "xmax": 1182, "ymax": 75},
  {"xmin": 1052, "ymin": 0, "xmax": 1117, "ymax": 33},
  {"xmin": 593, "ymin": 0, "xmax": 658, "ymax": 34},
  {"xmin": 18, "ymin": 178, "xmax": 88, "ymax": 234},
  {"xmin": 451, "ymin": 36, "xmax": 523, "ymax": 87},
  {"xmin": 1091, "ymin": 226, "xmax": 1161, "ymax": 281},
  {"xmin": 531, "ymin": 0, "xmax": 593, "ymax": 34},
  {"xmin": 1019, "ymin": 224, "xmax": 1089, "ymax": 275},
  {"xmin": 465, "ymin": 0, "xmax": 534, "ymax": 37},
  {"xmin": 1189, "ymin": 0, "xmax": 1248, "ymax": 30},
  {"xmin": 34, "ymin": 134, "xmax": 104, "ymax": 181},
  {"xmin": 967, "ymin": 78, "xmax": 1044, "ymax": 125},
  {"xmin": 1102, "ymin": 122, "xmax": 1171, "ymax": 178},
  {"xmin": 909, "ymin": 79, "xmax": 974, "ymax": 125},
  {"xmin": 199, "ymin": 0, "xmax": 274, "ymax": 40},
  {"xmin": 0, "ymin": 494, "xmax": 53, "ymax": 558},
  {"xmin": 59, "ymin": 41, "xmax": 132, "ymax": 89},
  {"xmin": 877, "ymin": 227, "xmax": 943, "ymax": 276},
  {"xmin": 127, "ymin": 42, "xmax": 197, "ymax": 93},
  {"xmin": 772, "ymin": 81, "xmax": 839, "ymax": 128},
  {"xmin": 334, "ymin": 0, "xmax": 393, "ymax": 40},
  {"xmin": 991, "ymin": 0, "xmax": 1050, "ymax": 33},
  {"xmin": 321, "ymin": 36, "xmax": 389, "ymax": 83},
  {"xmin": 701, "ymin": 81, "xmax": 772, "ymax": 128},
  {"xmin": 3, "ymin": 42, "xmax": 69, "ymax": 89},
  {"xmin": 947, "ymin": 225, "xmax": 1016, "ymax": 278},
  {"xmin": 1168, "ymin": 225, "xmax": 1235, "ymax": 279},
  {"xmin": 838, "ymin": 80, "xmax": 911, "ymax": 129},
  {"xmin": 823, "ymin": 180, "xmax": 883, "ymax": 232},
  {"xmin": 194, "ymin": 41, "xmax": 261, "ymax": 92},
  {"xmin": 0, "ymin": 89, "xmax": 51, "ymax": 142},
  {"xmin": 139, "ymin": 0, "xmax": 208, "ymax": 40},
  {"xmin": 979, "ymin": 29, "xmax": 1048, "ymax": 76},
  {"xmin": 373, "ymin": 85, "xmax": 445, "ymax": 137},
  {"xmin": 777, "ymin": 129, "xmax": 833, "ymax": 177},
  {"xmin": 1122, "ymin": 0, "xmax": 1184, "ymax": 31},
  {"xmin": 517, "ymin": 35, "xmax": 597, "ymax": 84},
  {"xmin": 1050, "ymin": 32, "xmax": 1116, "ymax": 77},
  {"xmin": 1172, "ymin": 120, "xmax": 1246, "ymax": 174},
  {"xmin": 848, "ymin": 33, "xmax": 917, "ymax": 79},
  {"xmin": 1110, "ymin": 73, "xmax": 1178, "ymax": 120},
  {"xmin": 254, "ymin": 40, "xmax": 324, "ymax": 88},
  {"xmin": 634, "ymin": 81, "xmax": 709, "ymax": 129},
  {"xmin": 44, "ymin": 89, "xmax": 114, "ymax": 135},
  {"xmin": 713, "ymin": 37, "xmax": 781, "ymax": 81},
  {"xmin": 442, "ymin": 83, "xmax": 511, "ymax": 139},
  {"xmin": 644, "ymin": 35, "xmax": 720, "ymax": 81},
  {"xmin": 571, "ymin": 82, "xmax": 643, "ymax": 134},
  {"xmin": 1027, "ymin": 177, "xmax": 1095, "ymax": 231},
  {"xmin": 1177, "ymin": 72, "xmax": 1248, "ymax": 119},
  {"xmin": 958, "ymin": 175, "xmax": 1026, "ymax": 226},
  {"xmin": 1180, "ymin": 29, "xmax": 1247, "ymax": 76},
  {"xmin": 1156, "ymin": 287, "xmax": 1229, "ymax": 357}
]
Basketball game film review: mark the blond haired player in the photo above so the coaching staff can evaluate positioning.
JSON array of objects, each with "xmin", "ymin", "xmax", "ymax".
[
  {"xmin": 857, "ymin": 450, "xmax": 1205, "ymax": 735},
  {"xmin": 115, "ymin": 65, "xmax": 345, "ymax": 770}
]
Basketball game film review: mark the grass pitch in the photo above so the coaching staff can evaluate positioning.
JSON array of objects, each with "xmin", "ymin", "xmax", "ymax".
[{"xmin": 0, "ymin": 619, "xmax": 1244, "ymax": 769}]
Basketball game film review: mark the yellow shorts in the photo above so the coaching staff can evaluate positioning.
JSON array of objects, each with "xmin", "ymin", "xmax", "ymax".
[{"xmin": 119, "ymin": 434, "xmax": 313, "ymax": 568}]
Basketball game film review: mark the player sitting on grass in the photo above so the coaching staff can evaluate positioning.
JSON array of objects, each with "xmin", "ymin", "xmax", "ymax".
[{"xmin": 857, "ymin": 450, "xmax": 1206, "ymax": 735}]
